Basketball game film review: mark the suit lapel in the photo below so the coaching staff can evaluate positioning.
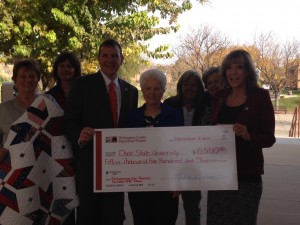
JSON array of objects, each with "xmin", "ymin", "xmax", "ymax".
[{"xmin": 118, "ymin": 79, "xmax": 129, "ymax": 125}]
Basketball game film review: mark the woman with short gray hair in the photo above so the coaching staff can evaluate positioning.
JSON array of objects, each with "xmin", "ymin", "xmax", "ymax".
[
  {"xmin": 128, "ymin": 68, "xmax": 183, "ymax": 225},
  {"xmin": 139, "ymin": 68, "xmax": 167, "ymax": 91}
]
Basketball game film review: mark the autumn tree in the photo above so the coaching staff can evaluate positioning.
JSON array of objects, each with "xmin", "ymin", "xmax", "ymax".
[
  {"xmin": 172, "ymin": 25, "xmax": 231, "ymax": 79},
  {"xmin": 250, "ymin": 33, "xmax": 300, "ymax": 107},
  {"xmin": 0, "ymin": 0, "xmax": 207, "ymax": 89}
]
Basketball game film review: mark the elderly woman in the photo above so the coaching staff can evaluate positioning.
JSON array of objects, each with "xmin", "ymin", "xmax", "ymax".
[
  {"xmin": 0, "ymin": 59, "xmax": 40, "ymax": 162},
  {"xmin": 128, "ymin": 68, "xmax": 184, "ymax": 225}
]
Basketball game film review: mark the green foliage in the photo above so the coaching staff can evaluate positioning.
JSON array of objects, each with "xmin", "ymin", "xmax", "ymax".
[
  {"xmin": 274, "ymin": 96, "xmax": 300, "ymax": 112},
  {"xmin": 0, "ymin": 75, "xmax": 10, "ymax": 83},
  {"xmin": 270, "ymin": 89, "xmax": 300, "ymax": 112},
  {"xmin": 250, "ymin": 33, "xmax": 300, "ymax": 108},
  {"xmin": 281, "ymin": 89, "xmax": 300, "ymax": 96},
  {"xmin": 0, "ymin": 0, "xmax": 206, "ymax": 89}
]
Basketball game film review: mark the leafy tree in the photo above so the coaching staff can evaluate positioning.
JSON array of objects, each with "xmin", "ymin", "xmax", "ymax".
[
  {"xmin": 0, "ymin": 0, "xmax": 206, "ymax": 89},
  {"xmin": 0, "ymin": 76, "xmax": 9, "ymax": 83},
  {"xmin": 250, "ymin": 33, "xmax": 300, "ymax": 107},
  {"xmin": 172, "ymin": 25, "xmax": 231, "ymax": 76}
]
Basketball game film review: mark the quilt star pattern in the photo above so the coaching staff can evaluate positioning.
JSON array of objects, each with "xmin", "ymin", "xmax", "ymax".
[{"xmin": 0, "ymin": 95, "xmax": 79, "ymax": 225}]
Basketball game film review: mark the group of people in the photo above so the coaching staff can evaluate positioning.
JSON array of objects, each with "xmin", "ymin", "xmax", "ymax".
[
  {"xmin": 0, "ymin": 52, "xmax": 81, "ymax": 225},
  {"xmin": 0, "ymin": 38, "xmax": 276, "ymax": 225}
]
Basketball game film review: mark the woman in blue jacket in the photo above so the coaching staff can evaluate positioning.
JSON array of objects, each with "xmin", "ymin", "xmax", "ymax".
[{"xmin": 128, "ymin": 68, "xmax": 183, "ymax": 225}]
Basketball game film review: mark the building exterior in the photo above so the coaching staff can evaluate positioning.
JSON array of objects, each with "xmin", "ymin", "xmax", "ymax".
[
  {"xmin": 287, "ymin": 61, "xmax": 300, "ymax": 90},
  {"xmin": 1, "ymin": 82, "xmax": 14, "ymax": 103}
]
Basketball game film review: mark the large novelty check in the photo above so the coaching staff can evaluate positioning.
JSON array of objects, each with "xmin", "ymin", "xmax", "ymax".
[{"xmin": 94, "ymin": 125, "xmax": 237, "ymax": 192}]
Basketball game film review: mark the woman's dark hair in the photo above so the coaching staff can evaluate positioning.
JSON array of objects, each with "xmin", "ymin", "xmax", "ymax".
[
  {"xmin": 176, "ymin": 70, "xmax": 205, "ymax": 104},
  {"xmin": 220, "ymin": 49, "xmax": 258, "ymax": 91},
  {"xmin": 12, "ymin": 59, "xmax": 41, "ymax": 82},
  {"xmin": 52, "ymin": 52, "xmax": 81, "ymax": 83},
  {"xmin": 202, "ymin": 66, "xmax": 220, "ymax": 89}
]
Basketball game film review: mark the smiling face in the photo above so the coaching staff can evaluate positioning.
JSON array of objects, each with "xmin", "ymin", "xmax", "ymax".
[
  {"xmin": 98, "ymin": 45, "xmax": 123, "ymax": 80},
  {"xmin": 14, "ymin": 67, "xmax": 39, "ymax": 95},
  {"xmin": 182, "ymin": 76, "xmax": 199, "ymax": 101},
  {"xmin": 142, "ymin": 77, "xmax": 165, "ymax": 106},
  {"xmin": 57, "ymin": 59, "xmax": 75, "ymax": 82},
  {"xmin": 206, "ymin": 72, "xmax": 222, "ymax": 97},
  {"xmin": 225, "ymin": 58, "xmax": 248, "ymax": 90}
]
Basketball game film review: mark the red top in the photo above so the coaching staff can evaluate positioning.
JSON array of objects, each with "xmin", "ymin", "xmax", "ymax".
[{"xmin": 211, "ymin": 87, "xmax": 276, "ymax": 177}]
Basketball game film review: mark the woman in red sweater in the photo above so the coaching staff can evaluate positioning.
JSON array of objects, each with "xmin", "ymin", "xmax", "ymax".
[{"xmin": 207, "ymin": 49, "xmax": 276, "ymax": 225}]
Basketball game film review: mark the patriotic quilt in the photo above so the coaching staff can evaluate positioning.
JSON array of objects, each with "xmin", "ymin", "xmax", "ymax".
[{"xmin": 0, "ymin": 94, "xmax": 79, "ymax": 225}]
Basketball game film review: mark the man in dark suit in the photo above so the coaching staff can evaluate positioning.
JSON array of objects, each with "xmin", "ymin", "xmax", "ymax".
[{"xmin": 64, "ymin": 39, "xmax": 138, "ymax": 225}]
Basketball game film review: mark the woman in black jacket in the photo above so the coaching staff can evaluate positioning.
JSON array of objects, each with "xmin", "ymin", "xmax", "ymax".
[
  {"xmin": 46, "ymin": 52, "xmax": 81, "ymax": 110},
  {"xmin": 164, "ymin": 70, "xmax": 205, "ymax": 225}
]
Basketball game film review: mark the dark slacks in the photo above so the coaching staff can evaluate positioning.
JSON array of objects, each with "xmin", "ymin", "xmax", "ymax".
[
  {"xmin": 74, "ymin": 143, "xmax": 125, "ymax": 225},
  {"xmin": 182, "ymin": 191, "xmax": 202, "ymax": 225},
  {"xmin": 76, "ymin": 191, "xmax": 124, "ymax": 225},
  {"xmin": 63, "ymin": 211, "xmax": 76, "ymax": 225},
  {"xmin": 128, "ymin": 191, "xmax": 179, "ymax": 225}
]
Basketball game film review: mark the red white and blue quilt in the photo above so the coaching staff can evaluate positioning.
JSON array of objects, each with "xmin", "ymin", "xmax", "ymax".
[{"xmin": 0, "ymin": 95, "xmax": 79, "ymax": 225}]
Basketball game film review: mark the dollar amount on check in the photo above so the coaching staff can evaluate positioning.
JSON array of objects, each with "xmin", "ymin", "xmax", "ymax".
[{"xmin": 94, "ymin": 125, "xmax": 237, "ymax": 192}]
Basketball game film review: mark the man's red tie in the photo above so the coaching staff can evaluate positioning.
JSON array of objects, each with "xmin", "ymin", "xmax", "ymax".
[{"xmin": 109, "ymin": 81, "xmax": 118, "ymax": 127}]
